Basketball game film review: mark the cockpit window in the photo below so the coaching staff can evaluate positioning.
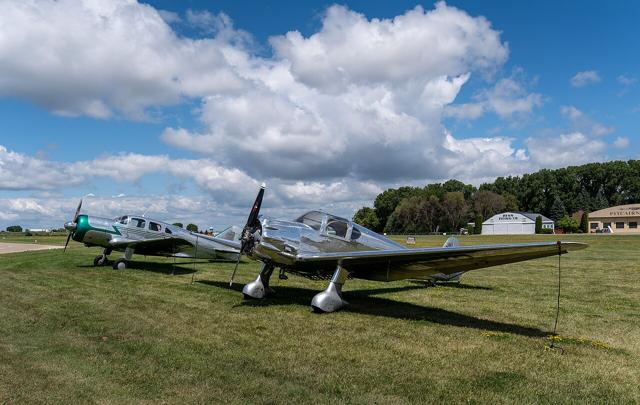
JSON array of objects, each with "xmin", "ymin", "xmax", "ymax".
[
  {"xmin": 149, "ymin": 222, "xmax": 161, "ymax": 232},
  {"xmin": 326, "ymin": 218, "xmax": 348, "ymax": 238},
  {"xmin": 350, "ymin": 227, "xmax": 361, "ymax": 240},
  {"xmin": 132, "ymin": 218, "xmax": 145, "ymax": 228},
  {"xmin": 295, "ymin": 211, "xmax": 323, "ymax": 231},
  {"xmin": 165, "ymin": 228, "xmax": 172, "ymax": 234}
]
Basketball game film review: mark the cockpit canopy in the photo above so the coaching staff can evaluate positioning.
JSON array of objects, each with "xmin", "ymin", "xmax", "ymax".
[
  {"xmin": 295, "ymin": 211, "xmax": 362, "ymax": 240},
  {"xmin": 112, "ymin": 215, "xmax": 173, "ymax": 234}
]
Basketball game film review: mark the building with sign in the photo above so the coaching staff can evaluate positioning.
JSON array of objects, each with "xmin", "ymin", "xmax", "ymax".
[
  {"xmin": 481, "ymin": 212, "xmax": 554, "ymax": 235},
  {"xmin": 589, "ymin": 204, "xmax": 640, "ymax": 233}
]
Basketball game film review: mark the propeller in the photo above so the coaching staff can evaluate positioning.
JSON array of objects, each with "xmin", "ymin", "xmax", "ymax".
[
  {"xmin": 63, "ymin": 198, "xmax": 83, "ymax": 252},
  {"xmin": 229, "ymin": 183, "xmax": 266, "ymax": 287}
]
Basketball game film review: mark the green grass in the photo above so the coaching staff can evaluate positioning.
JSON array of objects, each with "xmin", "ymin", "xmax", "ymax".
[
  {"xmin": 1, "ymin": 234, "xmax": 638, "ymax": 403},
  {"xmin": 0, "ymin": 232, "xmax": 68, "ymax": 245}
]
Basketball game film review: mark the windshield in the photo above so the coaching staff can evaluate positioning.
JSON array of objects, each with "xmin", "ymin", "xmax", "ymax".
[
  {"xmin": 326, "ymin": 216, "xmax": 348, "ymax": 238},
  {"xmin": 114, "ymin": 216, "xmax": 129, "ymax": 225},
  {"xmin": 295, "ymin": 211, "xmax": 324, "ymax": 231}
]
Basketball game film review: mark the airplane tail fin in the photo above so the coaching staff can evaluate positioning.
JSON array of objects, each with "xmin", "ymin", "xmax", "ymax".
[
  {"xmin": 216, "ymin": 225, "xmax": 243, "ymax": 242},
  {"xmin": 443, "ymin": 236, "xmax": 459, "ymax": 248}
]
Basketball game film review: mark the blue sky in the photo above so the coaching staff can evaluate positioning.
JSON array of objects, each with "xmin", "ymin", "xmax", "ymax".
[{"xmin": 0, "ymin": 0, "xmax": 638, "ymax": 229}]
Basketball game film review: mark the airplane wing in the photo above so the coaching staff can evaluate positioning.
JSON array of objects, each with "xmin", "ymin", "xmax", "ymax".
[
  {"xmin": 292, "ymin": 241, "xmax": 587, "ymax": 281},
  {"xmin": 108, "ymin": 233, "xmax": 241, "ymax": 257},
  {"xmin": 108, "ymin": 236, "xmax": 192, "ymax": 255}
]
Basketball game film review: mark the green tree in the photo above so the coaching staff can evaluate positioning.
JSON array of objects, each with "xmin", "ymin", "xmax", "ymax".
[
  {"xmin": 441, "ymin": 192, "xmax": 468, "ymax": 232},
  {"xmin": 442, "ymin": 179, "xmax": 476, "ymax": 200},
  {"xmin": 186, "ymin": 223, "xmax": 198, "ymax": 232},
  {"xmin": 6, "ymin": 225, "xmax": 22, "ymax": 232},
  {"xmin": 172, "ymin": 222, "xmax": 183, "ymax": 228},
  {"xmin": 557, "ymin": 215, "xmax": 579, "ymax": 233},
  {"xmin": 503, "ymin": 193, "xmax": 519, "ymax": 211},
  {"xmin": 549, "ymin": 196, "xmax": 566, "ymax": 222},
  {"xmin": 368, "ymin": 160, "xmax": 640, "ymax": 234},
  {"xmin": 535, "ymin": 216, "xmax": 542, "ymax": 234},
  {"xmin": 580, "ymin": 211, "xmax": 589, "ymax": 233},
  {"xmin": 474, "ymin": 215, "xmax": 483, "ymax": 235},
  {"xmin": 473, "ymin": 190, "xmax": 505, "ymax": 220},
  {"xmin": 373, "ymin": 187, "xmax": 423, "ymax": 232},
  {"xmin": 593, "ymin": 187, "xmax": 608, "ymax": 211},
  {"xmin": 352, "ymin": 207, "xmax": 380, "ymax": 230},
  {"xmin": 385, "ymin": 198, "xmax": 422, "ymax": 234},
  {"xmin": 384, "ymin": 195, "xmax": 441, "ymax": 234},
  {"xmin": 574, "ymin": 190, "xmax": 592, "ymax": 212}
]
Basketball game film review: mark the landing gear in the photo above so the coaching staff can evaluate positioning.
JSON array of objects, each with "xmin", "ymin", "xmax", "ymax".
[
  {"xmin": 113, "ymin": 258, "xmax": 127, "ymax": 270},
  {"xmin": 112, "ymin": 247, "xmax": 133, "ymax": 270},
  {"xmin": 242, "ymin": 263, "xmax": 275, "ymax": 299},
  {"xmin": 311, "ymin": 264, "xmax": 349, "ymax": 313},
  {"xmin": 93, "ymin": 248, "xmax": 112, "ymax": 267},
  {"xmin": 93, "ymin": 255, "xmax": 107, "ymax": 266}
]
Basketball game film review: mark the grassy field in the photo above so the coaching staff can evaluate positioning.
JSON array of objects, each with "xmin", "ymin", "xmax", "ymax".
[
  {"xmin": 0, "ymin": 232, "xmax": 68, "ymax": 245},
  {"xmin": 0, "ymin": 234, "xmax": 638, "ymax": 403}
]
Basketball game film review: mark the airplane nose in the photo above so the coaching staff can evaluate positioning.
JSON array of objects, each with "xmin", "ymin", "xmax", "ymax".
[{"xmin": 64, "ymin": 221, "xmax": 77, "ymax": 231}]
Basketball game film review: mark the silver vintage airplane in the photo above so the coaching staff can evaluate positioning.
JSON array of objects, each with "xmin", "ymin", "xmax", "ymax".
[
  {"xmin": 230, "ymin": 186, "xmax": 588, "ymax": 313},
  {"xmin": 63, "ymin": 200, "xmax": 241, "ymax": 269}
]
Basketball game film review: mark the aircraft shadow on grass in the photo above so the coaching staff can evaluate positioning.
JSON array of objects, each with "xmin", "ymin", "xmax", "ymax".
[
  {"xmin": 198, "ymin": 280, "xmax": 547, "ymax": 338},
  {"xmin": 408, "ymin": 281, "xmax": 494, "ymax": 291},
  {"xmin": 78, "ymin": 260, "xmax": 198, "ymax": 275}
]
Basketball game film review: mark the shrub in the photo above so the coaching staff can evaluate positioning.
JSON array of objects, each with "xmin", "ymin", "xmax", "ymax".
[
  {"xmin": 474, "ymin": 215, "xmax": 483, "ymax": 234},
  {"xmin": 580, "ymin": 211, "xmax": 589, "ymax": 233},
  {"xmin": 557, "ymin": 215, "xmax": 579, "ymax": 233},
  {"xmin": 535, "ymin": 216, "xmax": 542, "ymax": 234}
]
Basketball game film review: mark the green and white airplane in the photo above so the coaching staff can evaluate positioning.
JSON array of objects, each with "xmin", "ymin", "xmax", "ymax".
[{"xmin": 63, "ymin": 199, "xmax": 241, "ymax": 269}]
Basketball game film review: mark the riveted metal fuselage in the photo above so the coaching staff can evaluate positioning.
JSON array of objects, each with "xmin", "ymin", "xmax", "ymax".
[{"xmin": 247, "ymin": 213, "xmax": 406, "ymax": 278}]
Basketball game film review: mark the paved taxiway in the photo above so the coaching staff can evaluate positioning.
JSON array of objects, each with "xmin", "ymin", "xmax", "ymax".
[{"xmin": 0, "ymin": 242, "xmax": 64, "ymax": 254}]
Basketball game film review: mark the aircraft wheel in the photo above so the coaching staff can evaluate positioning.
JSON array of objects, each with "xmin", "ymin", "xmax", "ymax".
[
  {"xmin": 93, "ymin": 255, "xmax": 107, "ymax": 266},
  {"xmin": 113, "ymin": 259, "xmax": 127, "ymax": 270}
]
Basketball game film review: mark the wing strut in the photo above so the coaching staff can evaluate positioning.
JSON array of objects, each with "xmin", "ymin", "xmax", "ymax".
[{"xmin": 545, "ymin": 241, "xmax": 563, "ymax": 353}]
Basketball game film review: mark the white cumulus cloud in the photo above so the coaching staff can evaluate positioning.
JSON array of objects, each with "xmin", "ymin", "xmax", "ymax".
[
  {"xmin": 0, "ymin": 0, "xmax": 249, "ymax": 119},
  {"xmin": 613, "ymin": 137, "xmax": 630, "ymax": 149},
  {"xmin": 570, "ymin": 70, "xmax": 601, "ymax": 87},
  {"xmin": 526, "ymin": 132, "xmax": 606, "ymax": 167},
  {"xmin": 560, "ymin": 105, "xmax": 614, "ymax": 136},
  {"xmin": 445, "ymin": 74, "xmax": 543, "ymax": 120}
]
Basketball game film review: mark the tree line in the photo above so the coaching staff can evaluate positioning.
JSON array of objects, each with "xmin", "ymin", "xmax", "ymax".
[{"xmin": 353, "ymin": 160, "xmax": 640, "ymax": 234}]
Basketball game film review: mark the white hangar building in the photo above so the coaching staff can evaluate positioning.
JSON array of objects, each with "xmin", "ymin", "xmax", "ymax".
[{"xmin": 481, "ymin": 212, "xmax": 554, "ymax": 235}]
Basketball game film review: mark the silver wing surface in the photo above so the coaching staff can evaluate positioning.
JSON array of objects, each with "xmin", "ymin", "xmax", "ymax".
[{"xmin": 289, "ymin": 241, "xmax": 587, "ymax": 281}]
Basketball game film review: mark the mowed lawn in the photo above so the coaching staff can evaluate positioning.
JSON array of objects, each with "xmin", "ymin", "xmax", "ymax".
[{"xmin": 0, "ymin": 234, "xmax": 638, "ymax": 403}]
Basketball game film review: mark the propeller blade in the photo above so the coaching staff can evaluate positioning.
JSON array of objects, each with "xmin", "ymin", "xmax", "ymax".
[
  {"xmin": 229, "ymin": 185, "xmax": 266, "ymax": 287},
  {"xmin": 64, "ymin": 198, "xmax": 83, "ymax": 253},
  {"xmin": 63, "ymin": 232, "xmax": 72, "ymax": 253},
  {"xmin": 245, "ymin": 183, "xmax": 265, "ymax": 229},
  {"xmin": 73, "ymin": 198, "xmax": 83, "ymax": 222}
]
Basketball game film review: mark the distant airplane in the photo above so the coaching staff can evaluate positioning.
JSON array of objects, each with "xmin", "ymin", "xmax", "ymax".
[
  {"xmin": 63, "ymin": 199, "xmax": 241, "ymax": 269},
  {"xmin": 230, "ymin": 185, "xmax": 588, "ymax": 313}
]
